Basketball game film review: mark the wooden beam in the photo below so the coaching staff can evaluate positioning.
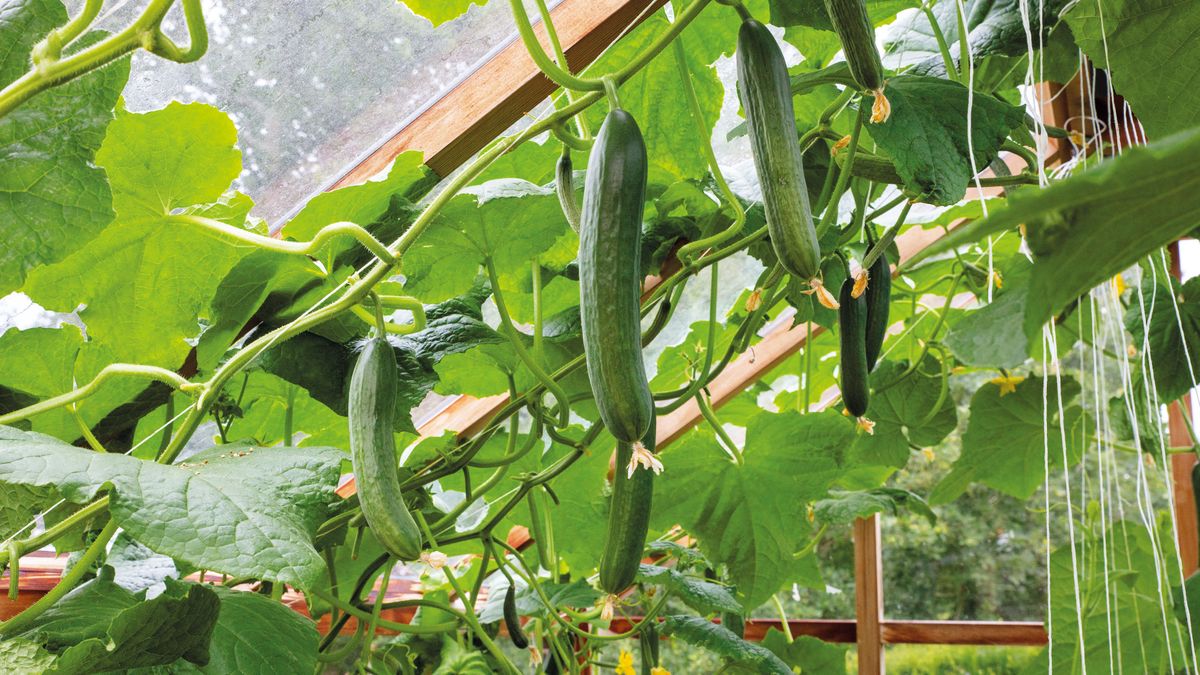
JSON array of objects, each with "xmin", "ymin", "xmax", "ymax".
[
  {"xmin": 882, "ymin": 620, "xmax": 1048, "ymax": 646},
  {"xmin": 607, "ymin": 617, "xmax": 1047, "ymax": 646},
  {"xmin": 855, "ymin": 515, "xmax": 885, "ymax": 674},
  {"xmin": 330, "ymin": 0, "xmax": 667, "ymax": 186}
]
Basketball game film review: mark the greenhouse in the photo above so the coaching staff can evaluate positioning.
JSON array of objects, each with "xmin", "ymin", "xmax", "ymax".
[{"xmin": 1, "ymin": 0, "xmax": 1198, "ymax": 672}]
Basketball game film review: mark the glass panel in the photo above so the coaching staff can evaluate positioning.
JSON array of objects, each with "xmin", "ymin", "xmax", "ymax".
[{"xmin": 71, "ymin": 0, "xmax": 562, "ymax": 225}]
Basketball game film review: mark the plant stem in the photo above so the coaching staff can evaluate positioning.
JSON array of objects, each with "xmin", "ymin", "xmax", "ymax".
[
  {"xmin": 0, "ymin": 364, "xmax": 200, "ymax": 426},
  {"xmin": 862, "ymin": 201, "xmax": 912, "ymax": 270},
  {"xmin": 920, "ymin": 4, "xmax": 958, "ymax": 81},
  {"xmin": 670, "ymin": 33, "xmax": 745, "ymax": 266},
  {"xmin": 771, "ymin": 595, "xmax": 793, "ymax": 642},
  {"xmin": 815, "ymin": 104, "xmax": 866, "ymax": 239},
  {"xmin": 695, "ymin": 392, "xmax": 742, "ymax": 465},
  {"xmin": 0, "ymin": 519, "xmax": 117, "ymax": 636}
]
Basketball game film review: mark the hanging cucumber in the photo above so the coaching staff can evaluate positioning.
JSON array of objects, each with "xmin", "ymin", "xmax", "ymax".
[
  {"xmin": 556, "ymin": 147, "xmax": 580, "ymax": 232},
  {"xmin": 823, "ymin": 0, "xmax": 891, "ymax": 122},
  {"xmin": 349, "ymin": 337, "xmax": 423, "ymax": 560},
  {"xmin": 639, "ymin": 620, "xmax": 660, "ymax": 675},
  {"xmin": 579, "ymin": 107, "xmax": 653, "ymax": 444},
  {"xmin": 737, "ymin": 19, "xmax": 822, "ymax": 280},
  {"xmin": 864, "ymin": 249, "xmax": 891, "ymax": 371},
  {"xmin": 838, "ymin": 278, "xmax": 871, "ymax": 417},
  {"xmin": 598, "ymin": 418, "xmax": 657, "ymax": 595},
  {"xmin": 503, "ymin": 584, "xmax": 530, "ymax": 649}
]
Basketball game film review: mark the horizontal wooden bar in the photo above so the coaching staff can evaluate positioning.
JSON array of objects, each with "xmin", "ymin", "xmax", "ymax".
[
  {"xmin": 608, "ymin": 617, "xmax": 1046, "ymax": 646},
  {"xmin": 332, "ymin": 0, "xmax": 667, "ymax": 185}
]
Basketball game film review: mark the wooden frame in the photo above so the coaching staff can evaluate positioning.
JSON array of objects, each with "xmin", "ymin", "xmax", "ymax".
[{"xmin": 2, "ymin": 4, "xmax": 1195, "ymax": 674}]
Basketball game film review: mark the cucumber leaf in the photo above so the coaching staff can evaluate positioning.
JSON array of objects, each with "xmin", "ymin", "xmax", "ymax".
[
  {"xmin": 659, "ymin": 615, "xmax": 792, "ymax": 675},
  {"xmin": 1065, "ymin": 0, "xmax": 1200, "ymax": 138},
  {"xmin": 867, "ymin": 75, "xmax": 1025, "ymax": 205},
  {"xmin": 0, "ymin": 427, "xmax": 343, "ymax": 589}
]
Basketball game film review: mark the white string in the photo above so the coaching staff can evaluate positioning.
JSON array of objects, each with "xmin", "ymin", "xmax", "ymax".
[
  {"xmin": 1044, "ymin": 322, "xmax": 1088, "ymax": 670},
  {"xmin": 0, "ymin": 401, "xmax": 194, "ymax": 549}
]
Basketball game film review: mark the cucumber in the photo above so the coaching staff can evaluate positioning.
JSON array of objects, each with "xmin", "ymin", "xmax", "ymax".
[
  {"xmin": 864, "ymin": 249, "xmax": 891, "ymax": 371},
  {"xmin": 838, "ymin": 278, "xmax": 870, "ymax": 417},
  {"xmin": 503, "ymin": 584, "xmax": 529, "ymax": 649},
  {"xmin": 823, "ymin": 0, "xmax": 884, "ymax": 91},
  {"xmin": 556, "ymin": 149, "xmax": 580, "ymax": 232},
  {"xmin": 639, "ymin": 620, "xmax": 660, "ymax": 674},
  {"xmin": 834, "ymin": 150, "xmax": 903, "ymax": 185},
  {"xmin": 579, "ymin": 108, "xmax": 653, "ymax": 444},
  {"xmin": 349, "ymin": 337, "xmax": 422, "ymax": 560},
  {"xmin": 737, "ymin": 19, "xmax": 821, "ymax": 279},
  {"xmin": 598, "ymin": 418, "xmax": 657, "ymax": 594}
]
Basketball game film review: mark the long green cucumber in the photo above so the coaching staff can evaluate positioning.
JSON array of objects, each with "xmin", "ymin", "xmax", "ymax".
[
  {"xmin": 864, "ymin": 249, "xmax": 891, "ymax": 371},
  {"xmin": 823, "ymin": 0, "xmax": 885, "ymax": 92},
  {"xmin": 737, "ymin": 19, "xmax": 821, "ymax": 280},
  {"xmin": 838, "ymin": 278, "xmax": 871, "ymax": 417},
  {"xmin": 598, "ymin": 418, "xmax": 656, "ymax": 594},
  {"xmin": 579, "ymin": 108, "xmax": 653, "ymax": 444},
  {"xmin": 349, "ymin": 337, "xmax": 422, "ymax": 560}
]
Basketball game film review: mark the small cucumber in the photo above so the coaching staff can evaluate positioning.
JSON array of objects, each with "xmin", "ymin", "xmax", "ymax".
[
  {"xmin": 598, "ymin": 418, "xmax": 657, "ymax": 594},
  {"xmin": 737, "ymin": 19, "xmax": 822, "ymax": 279},
  {"xmin": 838, "ymin": 278, "xmax": 870, "ymax": 417},
  {"xmin": 864, "ymin": 249, "xmax": 891, "ymax": 371},
  {"xmin": 349, "ymin": 338, "xmax": 423, "ymax": 561},
  {"xmin": 503, "ymin": 584, "xmax": 529, "ymax": 649},
  {"xmin": 834, "ymin": 150, "xmax": 903, "ymax": 185},
  {"xmin": 579, "ymin": 108, "xmax": 654, "ymax": 444},
  {"xmin": 556, "ymin": 149, "xmax": 580, "ymax": 232}
]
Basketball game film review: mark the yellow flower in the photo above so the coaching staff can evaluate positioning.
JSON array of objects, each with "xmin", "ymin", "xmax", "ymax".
[
  {"xmin": 745, "ymin": 288, "xmax": 764, "ymax": 312},
  {"xmin": 1069, "ymin": 130, "xmax": 1086, "ymax": 147},
  {"xmin": 419, "ymin": 551, "xmax": 447, "ymax": 570},
  {"xmin": 870, "ymin": 88, "xmax": 891, "ymax": 124},
  {"xmin": 1112, "ymin": 274, "xmax": 1127, "ymax": 298},
  {"xmin": 852, "ymin": 269, "xmax": 869, "ymax": 298},
  {"xmin": 616, "ymin": 650, "xmax": 636, "ymax": 675},
  {"xmin": 922, "ymin": 447, "xmax": 936, "ymax": 462},
  {"xmin": 990, "ymin": 269, "xmax": 1004, "ymax": 290},
  {"xmin": 806, "ymin": 503, "xmax": 815, "ymax": 523},
  {"xmin": 856, "ymin": 416, "xmax": 876, "ymax": 435},
  {"xmin": 802, "ymin": 278, "xmax": 839, "ymax": 309},
  {"xmin": 990, "ymin": 375, "xmax": 1025, "ymax": 396},
  {"xmin": 651, "ymin": 668, "xmax": 671, "ymax": 675},
  {"xmin": 627, "ymin": 441, "xmax": 664, "ymax": 478},
  {"xmin": 597, "ymin": 594, "xmax": 617, "ymax": 623},
  {"xmin": 528, "ymin": 646, "xmax": 543, "ymax": 666},
  {"xmin": 830, "ymin": 134, "xmax": 851, "ymax": 156}
]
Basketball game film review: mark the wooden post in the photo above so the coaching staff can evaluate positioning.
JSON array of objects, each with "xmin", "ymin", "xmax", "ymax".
[
  {"xmin": 1168, "ymin": 243, "xmax": 1199, "ymax": 576},
  {"xmin": 855, "ymin": 515, "xmax": 885, "ymax": 674}
]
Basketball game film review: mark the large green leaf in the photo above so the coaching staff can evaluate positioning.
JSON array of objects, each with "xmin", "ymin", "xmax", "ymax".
[
  {"xmin": 0, "ymin": 427, "xmax": 343, "ymax": 589},
  {"xmin": 1127, "ymin": 276, "xmax": 1200, "ymax": 403},
  {"xmin": 867, "ymin": 75, "xmax": 1025, "ymax": 205},
  {"xmin": 659, "ymin": 615, "xmax": 792, "ymax": 675},
  {"xmin": 0, "ymin": 4, "xmax": 130, "ymax": 295},
  {"xmin": 848, "ymin": 357, "xmax": 958, "ymax": 470},
  {"xmin": 813, "ymin": 487, "xmax": 936, "ymax": 526},
  {"xmin": 882, "ymin": 0, "xmax": 1071, "ymax": 86},
  {"xmin": 193, "ymin": 587, "xmax": 319, "ymax": 675},
  {"xmin": 908, "ymin": 127, "xmax": 1200, "ymax": 339},
  {"xmin": 932, "ymin": 376, "xmax": 1084, "ymax": 503},
  {"xmin": 95, "ymin": 102, "xmax": 241, "ymax": 220},
  {"xmin": 636, "ymin": 564, "xmax": 743, "ymax": 615},
  {"xmin": 651, "ymin": 410, "xmax": 850, "ymax": 608},
  {"xmin": 17, "ymin": 571, "xmax": 219, "ymax": 674},
  {"xmin": 582, "ymin": 13, "xmax": 722, "ymax": 185},
  {"xmin": 402, "ymin": 179, "xmax": 569, "ymax": 303},
  {"xmin": 760, "ymin": 629, "xmax": 848, "ymax": 674},
  {"xmin": 1065, "ymin": 0, "xmax": 1200, "ymax": 138}
]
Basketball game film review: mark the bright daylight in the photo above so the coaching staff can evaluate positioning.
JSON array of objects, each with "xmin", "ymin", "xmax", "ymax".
[{"xmin": 0, "ymin": 0, "xmax": 1198, "ymax": 673}]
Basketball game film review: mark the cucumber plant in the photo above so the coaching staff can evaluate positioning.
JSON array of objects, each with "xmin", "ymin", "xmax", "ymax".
[{"xmin": 0, "ymin": 0, "xmax": 1196, "ymax": 672}]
